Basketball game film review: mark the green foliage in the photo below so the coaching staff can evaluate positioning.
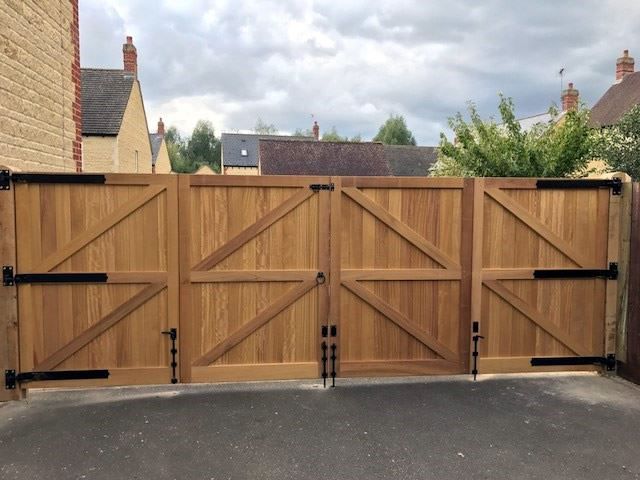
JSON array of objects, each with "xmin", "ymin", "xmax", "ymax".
[
  {"xmin": 373, "ymin": 115, "xmax": 416, "ymax": 145},
  {"xmin": 254, "ymin": 117, "xmax": 278, "ymax": 135},
  {"xmin": 592, "ymin": 104, "xmax": 640, "ymax": 179},
  {"xmin": 321, "ymin": 126, "xmax": 361, "ymax": 142},
  {"xmin": 431, "ymin": 95, "xmax": 594, "ymax": 177},
  {"xmin": 293, "ymin": 127, "xmax": 313, "ymax": 137},
  {"xmin": 165, "ymin": 121, "xmax": 221, "ymax": 173}
]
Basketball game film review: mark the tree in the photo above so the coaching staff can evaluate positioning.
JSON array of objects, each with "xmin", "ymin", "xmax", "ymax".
[
  {"xmin": 321, "ymin": 126, "xmax": 362, "ymax": 142},
  {"xmin": 592, "ymin": 104, "xmax": 640, "ymax": 179},
  {"xmin": 254, "ymin": 117, "xmax": 278, "ymax": 135},
  {"xmin": 431, "ymin": 94, "xmax": 594, "ymax": 177},
  {"xmin": 164, "ymin": 126, "xmax": 191, "ymax": 173},
  {"xmin": 186, "ymin": 120, "xmax": 221, "ymax": 172},
  {"xmin": 373, "ymin": 115, "xmax": 416, "ymax": 145},
  {"xmin": 293, "ymin": 128, "xmax": 313, "ymax": 137}
]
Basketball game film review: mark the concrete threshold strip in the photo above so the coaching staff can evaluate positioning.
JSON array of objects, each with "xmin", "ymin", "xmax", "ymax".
[{"xmin": 21, "ymin": 371, "xmax": 603, "ymax": 405}]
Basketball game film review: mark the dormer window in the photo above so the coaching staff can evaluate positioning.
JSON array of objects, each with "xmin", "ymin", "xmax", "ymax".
[{"xmin": 241, "ymin": 149, "xmax": 248, "ymax": 156}]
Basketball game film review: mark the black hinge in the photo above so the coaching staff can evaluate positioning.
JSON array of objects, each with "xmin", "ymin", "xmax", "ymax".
[
  {"xmin": 3, "ymin": 266, "xmax": 14, "ymax": 286},
  {"xmin": 536, "ymin": 178, "xmax": 622, "ymax": 195},
  {"xmin": 0, "ymin": 170, "xmax": 10, "ymax": 190},
  {"xmin": 530, "ymin": 354, "xmax": 616, "ymax": 371},
  {"xmin": 5, "ymin": 369, "xmax": 110, "ymax": 389},
  {"xmin": 2, "ymin": 270, "xmax": 109, "ymax": 285},
  {"xmin": 534, "ymin": 262, "xmax": 618, "ymax": 280},
  {"xmin": 310, "ymin": 183, "xmax": 335, "ymax": 192},
  {"xmin": 11, "ymin": 173, "xmax": 106, "ymax": 185}
]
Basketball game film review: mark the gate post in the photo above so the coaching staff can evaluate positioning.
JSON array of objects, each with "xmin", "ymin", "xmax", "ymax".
[{"xmin": 0, "ymin": 166, "xmax": 21, "ymax": 401}]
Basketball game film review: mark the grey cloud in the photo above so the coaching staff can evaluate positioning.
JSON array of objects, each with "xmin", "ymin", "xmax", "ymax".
[{"xmin": 80, "ymin": 0, "xmax": 640, "ymax": 145}]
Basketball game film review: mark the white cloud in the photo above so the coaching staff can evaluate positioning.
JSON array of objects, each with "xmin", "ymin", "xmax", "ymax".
[{"xmin": 80, "ymin": 0, "xmax": 640, "ymax": 143}]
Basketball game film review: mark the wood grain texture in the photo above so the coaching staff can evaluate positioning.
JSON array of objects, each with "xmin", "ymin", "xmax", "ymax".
[
  {"xmin": 0, "ymin": 167, "xmax": 21, "ymax": 401},
  {"xmin": 192, "ymin": 188, "xmax": 313, "ymax": 271}
]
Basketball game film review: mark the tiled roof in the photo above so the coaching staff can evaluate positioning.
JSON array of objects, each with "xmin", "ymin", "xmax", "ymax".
[
  {"xmin": 591, "ymin": 72, "xmax": 640, "ymax": 127},
  {"xmin": 221, "ymin": 133, "xmax": 314, "ymax": 168},
  {"xmin": 259, "ymin": 140, "xmax": 391, "ymax": 176},
  {"xmin": 384, "ymin": 145, "xmax": 438, "ymax": 176},
  {"xmin": 149, "ymin": 133, "xmax": 163, "ymax": 165},
  {"xmin": 81, "ymin": 68, "xmax": 134, "ymax": 135}
]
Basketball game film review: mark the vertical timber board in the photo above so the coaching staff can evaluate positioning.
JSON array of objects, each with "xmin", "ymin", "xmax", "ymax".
[
  {"xmin": 615, "ymin": 173, "xmax": 633, "ymax": 364},
  {"xmin": 167, "ymin": 175, "xmax": 181, "ymax": 380},
  {"xmin": 620, "ymin": 183, "xmax": 640, "ymax": 383},
  {"xmin": 459, "ymin": 178, "xmax": 475, "ymax": 372},
  {"xmin": 329, "ymin": 176, "xmax": 342, "ymax": 376},
  {"xmin": 0, "ymin": 167, "xmax": 21, "ymax": 400},
  {"xmin": 469, "ymin": 178, "xmax": 484, "ymax": 373},
  {"xmin": 177, "ymin": 175, "xmax": 193, "ymax": 383}
]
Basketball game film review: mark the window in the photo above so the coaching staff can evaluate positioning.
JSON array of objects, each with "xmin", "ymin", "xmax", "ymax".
[{"xmin": 241, "ymin": 149, "xmax": 248, "ymax": 157}]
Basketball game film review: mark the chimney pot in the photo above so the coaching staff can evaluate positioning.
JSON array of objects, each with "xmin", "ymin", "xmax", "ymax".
[
  {"xmin": 312, "ymin": 120, "xmax": 320, "ymax": 141},
  {"xmin": 123, "ymin": 36, "xmax": 138, "ymax": 79},
  {"xmin": 616, "ymin": 49, "xmax": 634, "ymax": 82},
  {"xmin": 157, "ymin": 117, "xmax": 165, "ymax": 136},
  {"xmin": 561, "ymin": 82, "xmax": 579, "ymax": 112}
]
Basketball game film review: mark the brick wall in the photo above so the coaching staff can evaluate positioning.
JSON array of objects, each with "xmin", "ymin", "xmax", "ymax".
[
  {"xmin": 0, "ymin": 0, "xmax": 80, "ymax": 172},
  {"xmin": 82, "ymin": 136, "xmax": 117, "ymax": 172},
  {"xmin": 224, "ymin": 166, "xmax": 258, "ymax": 175}
]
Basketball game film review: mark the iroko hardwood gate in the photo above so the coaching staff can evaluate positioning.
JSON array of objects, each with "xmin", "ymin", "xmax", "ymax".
[
  {"xmin": 9, "ymin": 174, "xmax": 179, "ymax": 388},
  {"xmin": 0, "ymin": 171, "xmax": 622, "ymax": 392}
]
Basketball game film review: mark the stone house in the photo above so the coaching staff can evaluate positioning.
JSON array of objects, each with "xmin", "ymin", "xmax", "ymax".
[
  {"xmin": 149, "ymin": 118, "xmax": 172, "ymax": 174},
  {"xmin": 81, "ymin": 37, "xmax": 153, "ymax": 173},
  {"xmin": 1, "ymin": 0, "xmax": 82, "ymax": 172}
]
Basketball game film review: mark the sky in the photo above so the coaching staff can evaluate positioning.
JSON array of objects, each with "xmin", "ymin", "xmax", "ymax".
[{"xmin": 79, "ymin": 0, "xmax": 640, "ymax": 145}]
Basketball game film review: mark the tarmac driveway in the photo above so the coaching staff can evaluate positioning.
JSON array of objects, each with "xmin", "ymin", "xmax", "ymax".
[{"xmin": 1, "ymin": 373, "xmax": 639, "ymax": 480}]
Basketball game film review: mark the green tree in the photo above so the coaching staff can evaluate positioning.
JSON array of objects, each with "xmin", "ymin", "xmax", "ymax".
[
  {"xmin": 293, "ymin": 127, "xmax": 313, "ymax": 137},
  {"xmin": 431, "ymin": 95, "xmax": 594, "ymax": 177},
  {"xmin": 186, "ymin": 120, "xmax": 221, "ymax": 172},
  {"xmin": 373, "ymin": 115, "xmax": 416, "ymax": 145},
  {"xmin": 321, "ymin": 126, "xmax": 362, "ymax": 142},
  {"xmin": 592, "ymin": 104, "xmax": 640, "ymax": 179},
  {"xmin": 254, "ymin": 117, "xmax": 279, "ymax": 135},
  {"xmin": 164, "ymin": 126, "xmax": 192, "ymax": 173}
]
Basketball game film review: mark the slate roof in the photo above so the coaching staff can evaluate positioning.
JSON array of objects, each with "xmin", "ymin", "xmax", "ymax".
[
  {"xmin": 149, "ymin": 133, "xmax": 163, "ymax": 166},
  {"xmin": 221, "ymin": 133, "xmax": 314, "ymax": 168},
  {"xmin": 259, "ymin": 140, "xmax": 391, "ymax": 176},
  {"xmin": 591, "ymin": 72, "xmax": 640, "ymax": 127},
  {"xmin": 81, "ymin": 68, "xmax": 134, "ymax": 136},
  {"xmin": 384, "ymin": 145, "xmax": 438, "ymax": 176}
]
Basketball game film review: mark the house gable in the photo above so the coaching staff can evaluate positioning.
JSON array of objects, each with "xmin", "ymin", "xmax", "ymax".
[{"xmin": 116, "ymin": 81, "xmax": 152, "ymax": 173}]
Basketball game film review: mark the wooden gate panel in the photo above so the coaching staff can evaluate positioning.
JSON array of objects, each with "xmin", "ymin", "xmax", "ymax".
[
  {"xmin": 337, "ymin": 178, "xmax": 471, "ymax": 377},
  {"xmin": 14, "ymin": 175, "xmax": 179, "ymax": 388},
  {"xmin": 180, "ymin": 176, "xmax": 329, "ymax": 383},
  {"xmin": 478, "ymin": 180, "xmax": 611, "ymax": 373}
]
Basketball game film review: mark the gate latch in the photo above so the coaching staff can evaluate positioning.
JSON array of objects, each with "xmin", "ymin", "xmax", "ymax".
[{"xmin": 309, "ymin": 183, "xmax": 335, "ymax": 192}]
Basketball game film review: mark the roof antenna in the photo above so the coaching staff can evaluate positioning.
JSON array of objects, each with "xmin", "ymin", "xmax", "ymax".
[{"xmin": 558, "ymin": 67, "xmax": 565, "ymax": 101}]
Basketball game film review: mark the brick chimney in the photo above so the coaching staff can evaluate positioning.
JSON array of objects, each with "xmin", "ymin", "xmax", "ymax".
[
  {"xmin": 561, "ymin": 82, "xmax": 579, "ymax": 111},
  {"xmin": 123, "ymin": 36, "xmax": 137, "ymax": 78},
  {"xmin": 616, "ymin": 49, "xmax": 634, "ymax": 82},
  {"xmin": 312, "ymin": 121, "xmax": 319, "ymax": 140},
  {"xmin": 157, "ymin": 117, "xmax": 165, "ymax": 136}
]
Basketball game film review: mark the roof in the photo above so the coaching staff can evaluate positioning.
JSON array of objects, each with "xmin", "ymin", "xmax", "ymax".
[
  {"xmin": 591, "ymin": 72, "xmax": 640, "ymax": 127},
  {"xmin": 384, "ymin": 145, "xmax": 438, "ymax": 176},
  {"xmin": 221, "ymin": 133, "xmax": 314, "ymax": 168},
  {"xmin": 149, "ymin": 133, "xmax": 163, "ymax": 166},
  {"xmin": 81, "ymin": 68, "xmax": 134, "ymax": 135},
  {"xmin": 259, "ymin": 140, "xmax": 391, "ymax": 176},
  {"xmin": 513, "ymin": 111, "xmax": 566, "ymax": 132}
]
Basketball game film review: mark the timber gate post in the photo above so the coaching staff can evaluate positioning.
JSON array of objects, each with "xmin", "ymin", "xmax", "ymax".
[{"xmin": 0, "ymin": 167, "xmax": 22, "ymax": 401}]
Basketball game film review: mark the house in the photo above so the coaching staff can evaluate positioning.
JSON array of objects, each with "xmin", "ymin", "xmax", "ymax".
[
  {"xmin": 1, "ymin": 0, "xmax": 82, "ymax": 172},
  {"xmin": 81, "ymin": 37, "xmax": 153, "ymax": 173},
  {"xmin": 149, "ymin": 118, "xmax": 172, "ymax": 174},
  {"xmin": 195, "ymin": 165, "xmax": 217, "ymax": 175},
  {"xmin": 220, "ymin": 133, "xmax": 314, "ymax": 175},
  {"xmin": 591, "ymin": 50, "xmax": 640, "ymax": 127},
  {"xmin": 514, "ymin": 82, "xmax": 579, "ymax": 132},
  {"xmin": 259, "ymin": 140, "xmax": 391, "ymax": 176},
  {"xmin": 384, "ymin": 145, "xmax": 438, "ymax": 176}
]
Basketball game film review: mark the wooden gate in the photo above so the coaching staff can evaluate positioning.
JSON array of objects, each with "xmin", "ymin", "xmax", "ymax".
[
  {"xmin": 474, "ymin": 178, "xmax": 616, "ymax": 373},
  {"xmin": 178, "ymin": 176, "xmax": 329, "ymax": 383},
  {"xmin": 0, "ymin": 172, "xmax": 623, "ymax": 394},
  {"xmin": 333, "ymin": 178, "xmax": 473, "ymax": 376},
  {"xmin": 10, "ymin": 174, "xmax": 179, "ymax": 388}
]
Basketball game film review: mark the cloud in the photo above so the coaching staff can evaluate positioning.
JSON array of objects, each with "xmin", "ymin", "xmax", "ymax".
[{"xmin": 80, "ymin": 0, "xmax": 640, "ymax": 144}]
